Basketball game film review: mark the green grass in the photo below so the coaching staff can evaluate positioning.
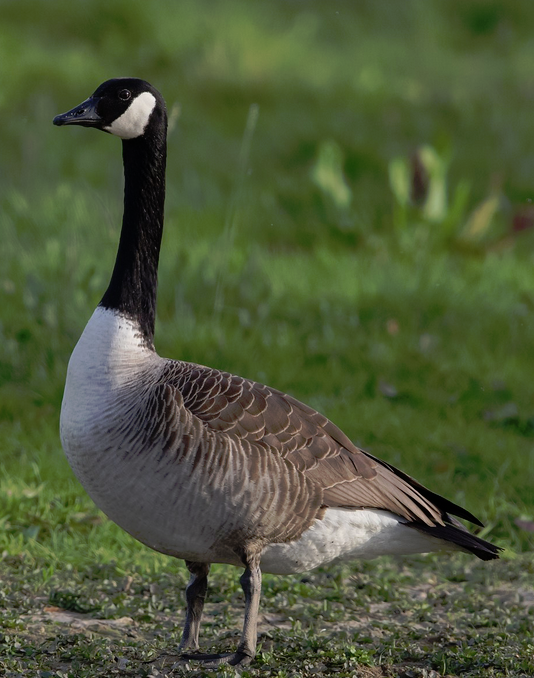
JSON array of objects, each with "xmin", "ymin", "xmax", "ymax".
[
  {"xmin": 2, "ymin": 554, "xmax": 534, "ymax": 677},
  {"xmin": 2, "ymin": 0, "xmax": 534, "ymax": 675}
]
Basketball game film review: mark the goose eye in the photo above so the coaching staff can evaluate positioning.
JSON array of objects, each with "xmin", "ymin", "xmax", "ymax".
[{"xmin": 118, "ymin": 89, "xmax": 132, "ymax": 101}]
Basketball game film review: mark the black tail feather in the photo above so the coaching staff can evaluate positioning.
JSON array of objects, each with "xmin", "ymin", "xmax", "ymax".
[{"xmin": 410, "ymin": 521, "xmax": 501, "ymax": 561}]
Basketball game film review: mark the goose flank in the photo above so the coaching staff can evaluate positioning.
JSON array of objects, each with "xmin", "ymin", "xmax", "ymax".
[{"xmin": 54, "ymin": 78, "xmax": 500, "ymax": 666}]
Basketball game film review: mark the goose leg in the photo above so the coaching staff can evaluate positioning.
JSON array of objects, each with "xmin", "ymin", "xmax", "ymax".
[
  {"xmin": 234, "ymin": 556, "xmax": 262, "ymax": 662},
  {"xmin": 180, "ymin": 553, "xmax": 262, "ymax": 666},
  {"xmin": 179, "ymin": 561, "xmax": 210, "ymax": 651}
]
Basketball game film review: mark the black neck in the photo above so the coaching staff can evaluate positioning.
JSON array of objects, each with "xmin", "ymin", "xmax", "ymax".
[{"xmin": 99, "ymin": 126, "xmax": 167, "ymax": 346}]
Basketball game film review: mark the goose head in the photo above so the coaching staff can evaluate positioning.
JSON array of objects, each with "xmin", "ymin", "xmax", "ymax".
[{"xmin": 53, "ymin": 77, "xmax": 166, "ymax": 140}]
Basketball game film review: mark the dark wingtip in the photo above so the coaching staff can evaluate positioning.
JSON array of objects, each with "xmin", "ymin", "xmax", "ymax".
[{"xmin": 365, "ymin": 450, "xmax": 487, "ymax": 527}]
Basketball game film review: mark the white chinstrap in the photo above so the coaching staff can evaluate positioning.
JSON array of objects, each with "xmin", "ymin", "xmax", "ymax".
[{"xmin": 104, "ymin": 91, "xmax": 157, "ymax": 139}]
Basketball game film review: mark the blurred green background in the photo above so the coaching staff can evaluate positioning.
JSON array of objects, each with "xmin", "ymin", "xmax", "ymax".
[{"xmin": 1, "ymin": 0, "xmax": 534, "ymax": 565}]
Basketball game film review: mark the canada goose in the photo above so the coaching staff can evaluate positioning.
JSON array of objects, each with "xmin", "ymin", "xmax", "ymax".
[{"xmin": 53, "ymin": 78, "xmax": 499, "ymax": 667}]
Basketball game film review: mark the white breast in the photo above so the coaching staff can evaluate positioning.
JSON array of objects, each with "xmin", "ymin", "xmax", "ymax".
[
  {"xmin": 60, "ymin": 306, "xmax": 156, "ymax": 439},
  {"xmin": 59, "ymin": 307, "xmax": 250, "ymax": 565},
  {"xmin": 60, "ymin": 308, "xmax": 173, "ymax": 543}
]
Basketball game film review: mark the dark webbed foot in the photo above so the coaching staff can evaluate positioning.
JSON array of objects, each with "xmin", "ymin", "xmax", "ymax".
[{"xmin": 179, "ymin": 650, "xmax": 253, "ymax": 667}]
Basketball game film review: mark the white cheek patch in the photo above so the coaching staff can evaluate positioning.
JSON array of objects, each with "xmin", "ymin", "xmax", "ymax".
[{"xmin": 104, "ymin": 91, "xmax": 157, "ymax": 139}]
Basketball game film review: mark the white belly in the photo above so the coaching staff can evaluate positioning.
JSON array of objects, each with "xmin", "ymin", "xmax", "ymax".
[{"xmin": 260, "ymin": 508, "xmax": 453, "ymax": 574}]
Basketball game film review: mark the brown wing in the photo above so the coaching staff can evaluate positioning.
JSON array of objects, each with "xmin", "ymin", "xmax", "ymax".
[{"xmin": 163, "ymin": 361, "xmax": 480, "ymax": 529}]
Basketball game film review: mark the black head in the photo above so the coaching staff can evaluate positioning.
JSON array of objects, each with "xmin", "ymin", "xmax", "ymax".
[{"xmin": 53, "ymin": 78, "xmax": 166, "ymax": 140}]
